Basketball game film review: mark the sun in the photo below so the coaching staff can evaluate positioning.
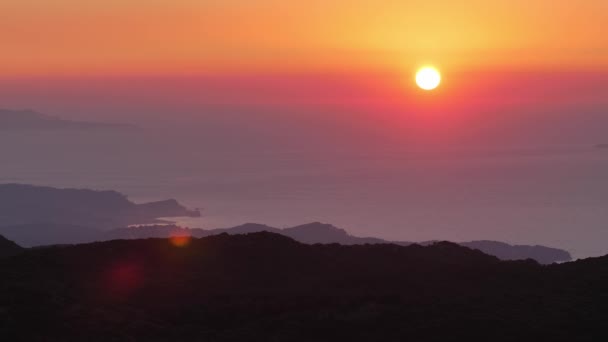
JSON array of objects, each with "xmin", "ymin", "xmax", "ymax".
[{"xmin": 415, "ymin": 67, "xmax": 441, "ymax": 91}]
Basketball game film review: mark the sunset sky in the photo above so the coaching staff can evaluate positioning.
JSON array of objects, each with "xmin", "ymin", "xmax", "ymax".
[
  {"xmin": 1, "ymin": 0, "xmax": 607, "ymax": 145},
  {"xmin": 2, "ymin": 0, "xmax": 607, "ymax": 75}
]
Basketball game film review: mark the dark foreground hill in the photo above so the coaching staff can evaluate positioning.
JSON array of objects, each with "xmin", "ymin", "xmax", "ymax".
[
  {"xmin": 0, "ymin": 233, "xmax": 605, "ymax": 341},
  {"xmin": 105, "ymin": 222, "xmax": 572, "ymax": 263},
  {"xmin": 0, "ymin": 235, "xmax": 22, "ymax": 258}
]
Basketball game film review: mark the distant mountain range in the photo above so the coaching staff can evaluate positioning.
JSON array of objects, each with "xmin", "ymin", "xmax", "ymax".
[
  {"xmin": 0, "ymin": 109, "xmax": 135, "ymax": 130},
  {"xmin": 0, "ymin": 184, "xmax": 200, "ymax": 230},
  {"xmin": 102, "ymin": 222, "xmax": 572, "ymax": 264},
  {"xmin": 459, "ymin": 240, "xmax": 572, "ymax": 265},
  {"xmin": 0, "ymin": 232, "xmax": 605, "ymax": 341},
  {"xmin": 0, "ymin": 184, "xmax": 572, "ymax": 264}
]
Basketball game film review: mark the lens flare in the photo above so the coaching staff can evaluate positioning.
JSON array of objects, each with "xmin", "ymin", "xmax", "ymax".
[
  {"xmin": 170, "ymin": 234, "xmax": 192, "ymax": 247},
  {"xmin": 104, "ymin": 261, "xmax": 143, "ymax": 297}
]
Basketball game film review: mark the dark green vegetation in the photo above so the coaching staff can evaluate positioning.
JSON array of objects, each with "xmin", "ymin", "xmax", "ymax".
[{"xmin": 0, "ymin": 232, "xmax": 605, "ymax": 341}]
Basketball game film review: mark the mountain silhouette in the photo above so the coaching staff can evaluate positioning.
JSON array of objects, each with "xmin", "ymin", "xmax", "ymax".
[
  {"xmin": 0, "ymin": 232, "xmax": 605, "ymax": 341},
  {"xmin": 0, "ymin": 234, "xmax": 22, "ymax": 258},
  {"xmin": 283, "ymin": 222, "xmax": 387, "ymax": 244},
  {"xmin": 0, "ymin": 184, "xmax": 200, "ymax": 232},
  {"xmin": 0, "ymin": 184, "xmax": 571, "ymax": 263},
  {"xmin": 0, "ymin": 109, "xmax": 135, "ymax": 130},
  {"xmin": 460, "ymin": 240, "xmax": 572, "ymax": 265},
  {"xmin": 104, "ymin": 222, "xmax": 571, "ymax": 264},
  {"xmin": 0, "ymin": 223, "xmax": 101, "ymax": 248}
]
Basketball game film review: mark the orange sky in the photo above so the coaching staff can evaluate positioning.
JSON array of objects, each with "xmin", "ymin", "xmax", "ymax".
[{"xmin": 1, "ymin": 0, "xmax": 607, "ymax": 76}]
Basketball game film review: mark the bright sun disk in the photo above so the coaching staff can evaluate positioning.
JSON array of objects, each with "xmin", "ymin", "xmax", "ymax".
[{"xmin": 416, "ymin": 67, "xmax": 441, "ymax": 90}]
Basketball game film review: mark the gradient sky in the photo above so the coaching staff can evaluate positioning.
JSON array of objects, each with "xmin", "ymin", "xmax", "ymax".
[
  {"xmin": 2, "ymin": 0, "xmax": 607, "ymax": 75},
  {"xmin": 1, "ymin": 0, "xmax": 607, "ymax": 146}
]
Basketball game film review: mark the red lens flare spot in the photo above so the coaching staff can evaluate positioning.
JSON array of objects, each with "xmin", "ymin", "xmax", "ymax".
[
  {"xmin": 105, "ymin": 262, "xmax": 143, "ymax": 296},
  {"xmin": 169, "ymin": 234, "xmax": 192, "ymax": 247}
]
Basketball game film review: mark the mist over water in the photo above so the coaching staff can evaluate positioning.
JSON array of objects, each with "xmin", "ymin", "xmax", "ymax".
[{"xmin": 2, "ymin": 123, "xmax": 607, "ymax": 259}]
